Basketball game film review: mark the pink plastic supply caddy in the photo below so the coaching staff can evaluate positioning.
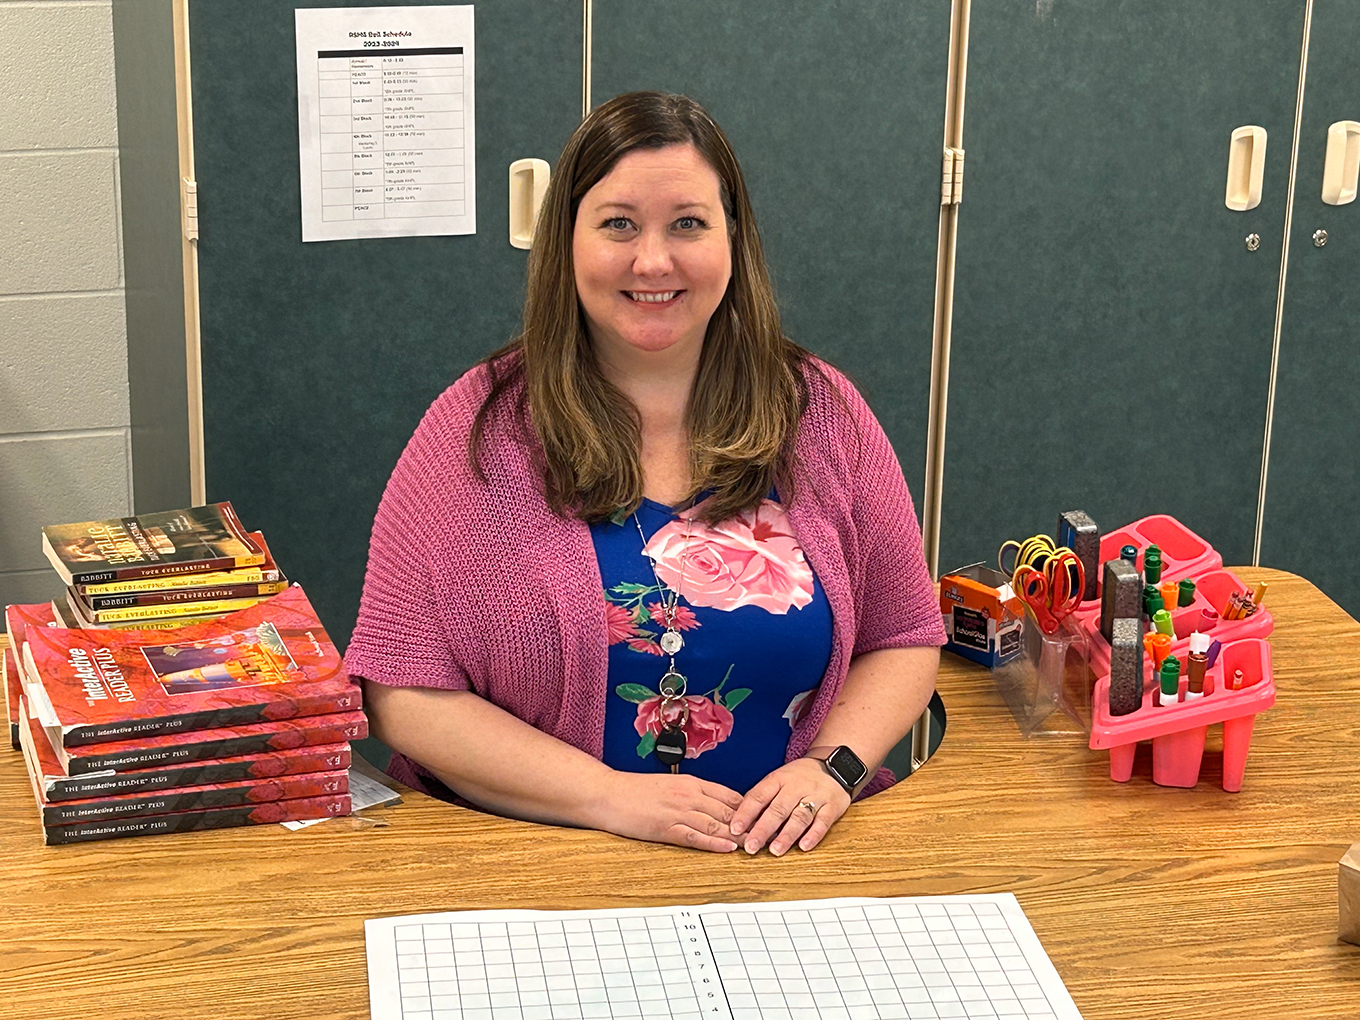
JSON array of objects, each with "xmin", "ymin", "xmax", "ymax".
[{"xmin": 1077, "ymin": 515, "xmax": 1276, "ymax": 790}]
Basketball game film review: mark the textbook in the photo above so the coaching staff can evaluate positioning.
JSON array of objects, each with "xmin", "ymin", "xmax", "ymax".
[
  {"xmin": 72, "ymin": 533, "xmax": 283, "ymax": 597},
  {"xmin": 5, "ymin": 602, "xmax": 59, "ymax": 743},
  {"xmin": 29, "ymin": 716, "xmax": 349, "ymax": 803},
  {"xmin": 66, "ymin": 588, "xmax": 269, "ymax": 625},
  {"xmin": 35, "ymin": 791, "xmax": 351, "ymax": 845},
  {"xmin": 24, "ymin": 585, "xmax": 360, "ymax": 747},
  {"xmin": 21, "ymin": 706, "xmax": 348, "ymax": 824},
  {"xmin": 42, "ymin": 503, "xmax": 264, "ymax": 585},
  {"xmin": 50, "ymin": 709, "xmax": 368, "ymax": 776}
]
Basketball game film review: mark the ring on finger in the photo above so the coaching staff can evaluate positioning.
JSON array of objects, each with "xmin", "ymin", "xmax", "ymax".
[{"xmin": 799, "ymin": 799, "xmax": 818, "ymax": 814}]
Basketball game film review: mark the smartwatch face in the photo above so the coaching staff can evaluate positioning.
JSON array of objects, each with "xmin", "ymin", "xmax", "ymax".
[{"xmin": 826, "ymin": 746, "xmax": 867, "ymax": 788}]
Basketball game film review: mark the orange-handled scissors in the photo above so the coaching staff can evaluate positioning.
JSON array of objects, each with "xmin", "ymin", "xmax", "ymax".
[{"xmin": 1012, "ymin": 549, "xmax": 1086, "ymax": 635}]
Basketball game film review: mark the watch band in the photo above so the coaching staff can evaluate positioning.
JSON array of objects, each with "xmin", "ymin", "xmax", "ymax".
[{"xmin": 805, "ymin": 745, "xmax": 868, "ymax": 794}]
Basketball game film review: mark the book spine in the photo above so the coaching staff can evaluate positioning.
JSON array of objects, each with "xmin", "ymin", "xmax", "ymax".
[
  {"xmin": 84, "ymin": 582, "xmax": 288, "ymax": 610},
  {"xmin": 43, "ymin": 744, "xmax": 351, "ymax": 801},
  {"xmin": 62, "ymin": 688, "xmax": 363, "ymax": 747},
  {"xmin": 78, "ymin": 569, "xmax": 283, "ymax": 597},
  {"xmin": 43, "ymin": 793, "xmax": 351, "ymax": 845},
  {"xmin": 70, "ymin": 554, "xmax": 267, "ymax": 586},
  {"xmin": 42, "ymin": 770, "xmax": 349, "ymax": 824},
  {"xmin": 65, "ymin": 716, "xmax": 368, "ymax": 775},
  {"xmin": 80, "ymin": 595, "xmax": 266, "ymax": 623}
]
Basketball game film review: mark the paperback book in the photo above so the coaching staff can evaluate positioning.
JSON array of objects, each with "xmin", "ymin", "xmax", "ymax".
[
  {"xmin": 24, "ymin": 700, "xmax": 349, "ymax": 801},
  {"xmin": 50, "ymin": 708, "xmax": 367, "ymax": 776},
  {"xmin": 72, "ymin": 533, "xmax": 283, "ymax": 598},
  {"xmin": 52, "ymin": 598, "xmax": 230, "ymax": 632},
  {"xmin": 21, "ymin": 707, "xmax": 348, "ymax": 823},
  {"xmin": 34, "ymin": 791, "xmax": 351, "ymax": 845},
  {"xmin": 25, "ymin": 585, "xmax": 360, "ymax": 747},
  {"xmin": 66, "ymin": 589, "xmax": 269, "ymax": 625},
  {"xmin": 78, "ymin": 580, "xmax": 288, "ymax": 612},
  {"xmin": 43, "ymin": 503, "xmax": 264, "ymax": 585}
]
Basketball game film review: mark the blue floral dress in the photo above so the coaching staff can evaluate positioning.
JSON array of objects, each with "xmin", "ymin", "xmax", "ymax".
[{"xmin": 592, "ymin": 497, "xmax": 834, "ymax": 793}]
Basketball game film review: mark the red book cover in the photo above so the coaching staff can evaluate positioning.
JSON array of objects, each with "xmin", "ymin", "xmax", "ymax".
[
  {"xmin": 55, "ymin": 709, "xmax": 367, "ymax": 776},
  {"xmin": 5, "ymin": 601, "xmax": 60, "ymax": 651},
  {"xmin": 19, "ymin": 696, "xmax": 352, "ymax": 810},
  {"xmin": 39, "ymin": 794, "xmax": 351, "ymax": 846},
  {"xmin": 5, "ymin": 646, "xmax": 18, "ymax": 751},
  {"xmin": 25, "ymin": 585, "xmax": 361, "ymax": 747},
  {"xmin": 40, "ymin": 770, "xmax": 349, "ymax": 826}
]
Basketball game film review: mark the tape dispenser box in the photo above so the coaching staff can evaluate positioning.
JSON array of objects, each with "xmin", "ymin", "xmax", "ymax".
[{"xmin": 940, "ymin": 564, "xmax": 1025, "ymax": 667}]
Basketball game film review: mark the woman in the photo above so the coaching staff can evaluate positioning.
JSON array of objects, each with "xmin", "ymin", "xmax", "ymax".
[{"xmin": 345, "ymin": 92, "xmax": 944, "ymax": 856}]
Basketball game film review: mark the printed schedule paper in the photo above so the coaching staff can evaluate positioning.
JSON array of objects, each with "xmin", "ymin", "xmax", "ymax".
[
  {"xmin": 295, "ymin": 5, "xmax": 476, "ymax": 242},
  {"xmin": 365, "ymin": 895, "xmax": 1083, "ymax": 1019}
]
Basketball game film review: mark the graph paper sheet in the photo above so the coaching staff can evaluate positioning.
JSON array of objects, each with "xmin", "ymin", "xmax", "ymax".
[{"xmin": 365, "ymin": 894, "xmax": 1082, "ymax": 1020}]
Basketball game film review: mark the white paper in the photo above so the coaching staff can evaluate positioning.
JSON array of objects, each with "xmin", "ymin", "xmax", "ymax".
[
  {"xmin": 295, "ymin": 5, "xmax": 476, "ymax": 242},
  {"xmin": 281, "ymin": 767, "xmax": 401, "ymax": 830},
  {"xmin": 364, "ymin": 894, "xmax": 1084, "ymax": 1019}
]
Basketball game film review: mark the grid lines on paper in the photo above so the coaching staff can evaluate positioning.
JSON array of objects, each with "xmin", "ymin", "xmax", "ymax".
[
  {"xmin": 392, "ymin": 912, "xmax": 710, "ymax": 1020},
  {"xmin": 703, "ymin": 900, "xmax": 1061, "ymax": 1020}
]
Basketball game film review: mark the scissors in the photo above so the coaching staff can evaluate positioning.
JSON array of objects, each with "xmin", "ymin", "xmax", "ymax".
[
  {"xmin": 998, "ymin": 534, "xmax": 1061, "ymax": 579},
  {"xmin": 1012, "ymin": 549, "xmax": 1086, "ymax": 635}
]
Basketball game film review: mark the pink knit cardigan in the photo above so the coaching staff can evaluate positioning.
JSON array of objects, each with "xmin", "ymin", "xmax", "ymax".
[{"xmin": 344, "ymin": 356, "xmax": 945, "ymax": 798}]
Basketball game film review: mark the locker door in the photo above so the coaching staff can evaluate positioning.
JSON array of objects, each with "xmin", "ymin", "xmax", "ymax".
[
  {"xmin": 592, "ymin": 1, "xmax": 952, "ymax": 500},
  {"xmin": 1260, "ymin": 1, "xmax": 1360, "ymax": 617},
  {"xmin": 188, "ymin": 0, "xmax": 580, "ymax": 643},
  {"xmin": 940, "ymin": 1, "xmax": 1306, "ymax": 573}
]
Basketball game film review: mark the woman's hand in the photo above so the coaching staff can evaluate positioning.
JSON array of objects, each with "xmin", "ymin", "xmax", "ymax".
[
  {"xmin": 595, "ymin": 772, "xmax": 745, "ymax": 853},
  {"xmin": 729, "ymin": 758, "xmax": 852, "ymax": 856}
]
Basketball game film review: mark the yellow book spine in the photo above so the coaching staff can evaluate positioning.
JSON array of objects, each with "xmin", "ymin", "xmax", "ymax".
[
  {"xmin": 80, "ymin": 567, "xmax": 282, "ymax": 596},
  {"xmin": 88, "ymin": 597, "xmax": 264, "ymax": 624}
]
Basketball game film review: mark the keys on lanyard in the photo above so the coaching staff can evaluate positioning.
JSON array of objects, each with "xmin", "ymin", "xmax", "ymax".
[{"xmin": 654, "ymin": 669, "xmax": 689, "ymax": 774}]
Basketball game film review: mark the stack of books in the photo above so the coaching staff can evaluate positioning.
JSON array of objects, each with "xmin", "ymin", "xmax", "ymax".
[
  {"xmin": 4, "ymin": 507, "xmax": 366, "ymax": 844},
  {"xmin": 43, "ymin": 503, "xmax": 288, "ymax": 630}
]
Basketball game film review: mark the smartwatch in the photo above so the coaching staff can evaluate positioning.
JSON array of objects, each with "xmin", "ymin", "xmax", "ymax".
[{"xmin": 805, "ymin": 745, "xmax": 868, "ymax": 795}]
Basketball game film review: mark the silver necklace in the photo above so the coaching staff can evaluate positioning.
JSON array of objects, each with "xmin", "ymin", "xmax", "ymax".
[{"xmin": 633, "ymin": 509, "xmax": 695, "ymax": 692}]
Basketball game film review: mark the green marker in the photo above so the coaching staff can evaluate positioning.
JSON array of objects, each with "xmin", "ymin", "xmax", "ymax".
[
  {"xmin": 1152, "ymin": 608, "xmax": 1175, "ymax": 636},
  {"xmin": 1178, "ymin": 578, "xmax": 1197, "ymax": 607},
  {"xmin": 1159, "ymin": 656, "xmax": 1181, "ymax": 705},
  {"xmin": 1146, "ymin": 590, "xmax": 1165, "ymax": 619},
  {"xmin": 1143, "ymin": 545, "xmax": 1163, "ymax": 585}
]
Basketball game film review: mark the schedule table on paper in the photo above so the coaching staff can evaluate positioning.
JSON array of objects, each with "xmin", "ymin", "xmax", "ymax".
[
  {"xmin": 365, "ymin": 895, "xmax": 1082, "ymax": 1020},
  {"xmin": 316, "ymin": 48, "xmax": 468, "ymax": 223}
]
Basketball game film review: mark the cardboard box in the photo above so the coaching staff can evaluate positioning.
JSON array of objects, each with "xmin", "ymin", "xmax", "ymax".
[{"xmin": 940, "ymin": 564, "xmax": 1025, "ymax": 668}]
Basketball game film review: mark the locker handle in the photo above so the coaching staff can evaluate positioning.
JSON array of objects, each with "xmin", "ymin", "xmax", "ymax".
[
  {"xmin": 509, "ymin": 158, "xmax": 551, "ymax": 249},
  {"xmin": 1322, "ymin": 121, "xmax": 1360, "ymax": 206},
  {"xmin": 1225, "ymin": 126, "xmax": 1267, "ymax": 212}
]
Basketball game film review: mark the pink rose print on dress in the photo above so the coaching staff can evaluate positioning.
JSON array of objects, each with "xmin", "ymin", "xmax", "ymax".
[
  {"xmin": 615, "ymin": 668, "xmax": 751, "ymax": 761},
  {"xmin": 632, "ymin": 695, "xmax": 734, "ymax": 758},
  {"xmin": 604, "ymin": 603, "xmax": 637, "ymax": 645},
  {"xmin": 642, "ymin": 499, "xmax": 815, "ymax": 614}
]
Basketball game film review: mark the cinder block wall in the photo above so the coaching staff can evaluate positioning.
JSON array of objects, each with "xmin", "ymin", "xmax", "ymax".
[{"xmin": 0, "ymin": 0, "xmax": 131, "ymax": 609}]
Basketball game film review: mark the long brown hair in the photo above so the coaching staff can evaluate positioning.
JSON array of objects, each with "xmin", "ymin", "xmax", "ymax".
[{"xmin": 472, "ymin": 91, "xmax": 807, "ymax": 524}]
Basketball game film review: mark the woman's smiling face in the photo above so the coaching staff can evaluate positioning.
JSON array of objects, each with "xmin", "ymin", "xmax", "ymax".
[{"xmin": 572, "ymin": 143, "xmax": 733, "ymax": 365}]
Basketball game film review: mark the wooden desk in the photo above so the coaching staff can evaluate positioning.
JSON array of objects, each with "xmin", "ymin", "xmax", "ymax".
[{"xmin": 1, "ymin": 568, "xmax": 1356, "ymax": 1019}]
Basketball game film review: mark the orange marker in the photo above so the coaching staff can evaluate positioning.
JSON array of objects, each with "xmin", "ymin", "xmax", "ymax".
[
  {"xmin": 1149, "ymin": 632, "xmax": 1172, "ymax": 670},
  {"xmin": 1160, "ymin": 581, "xmax": 1179, "ymax": 617}
]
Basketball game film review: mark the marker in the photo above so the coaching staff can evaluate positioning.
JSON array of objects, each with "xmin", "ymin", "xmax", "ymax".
[
  {"xmin": 1230, "ymin": 668, "xmax": 1245, "ymax": 691},
  {"xmin": 1152, "ymin": 608, "xmax": 1175, "ymax": 636},
  {"xmin": 1205, "ymin": 639, "xmax": 1223, "ymax": 669},
  {"xmin": 1159, "ymin": 581, "xmax": 1180, "ymax": 617},
  {"xmin": 1146, "ymin": 590, "xmax": 1165, "ymax": 618},
  {"xmin": 1121, "ymin": 544, "xmax": 1139, "ymax": 567},
  {"xmin": 1159, "ymin": 656, "xmax": 1181, "ymax": 705},
  {"xmin": 1143, "ymin": 545, "xmax": 1163, "ymax": 585},
  {"xmin": 1200, "ymin": 608, "xmax": 1219, "ymax": 631},
  {"xmin": 1148, "ymin": 632, "xmax": 1172, "ymax": 669},
  {"xmin": 1178, "ymin": 578, "xmax": 1197, "ymax": 607},
  {"xmin": 1186, "ymin": 632, "xmax": 1209, "ymax": 700}
]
